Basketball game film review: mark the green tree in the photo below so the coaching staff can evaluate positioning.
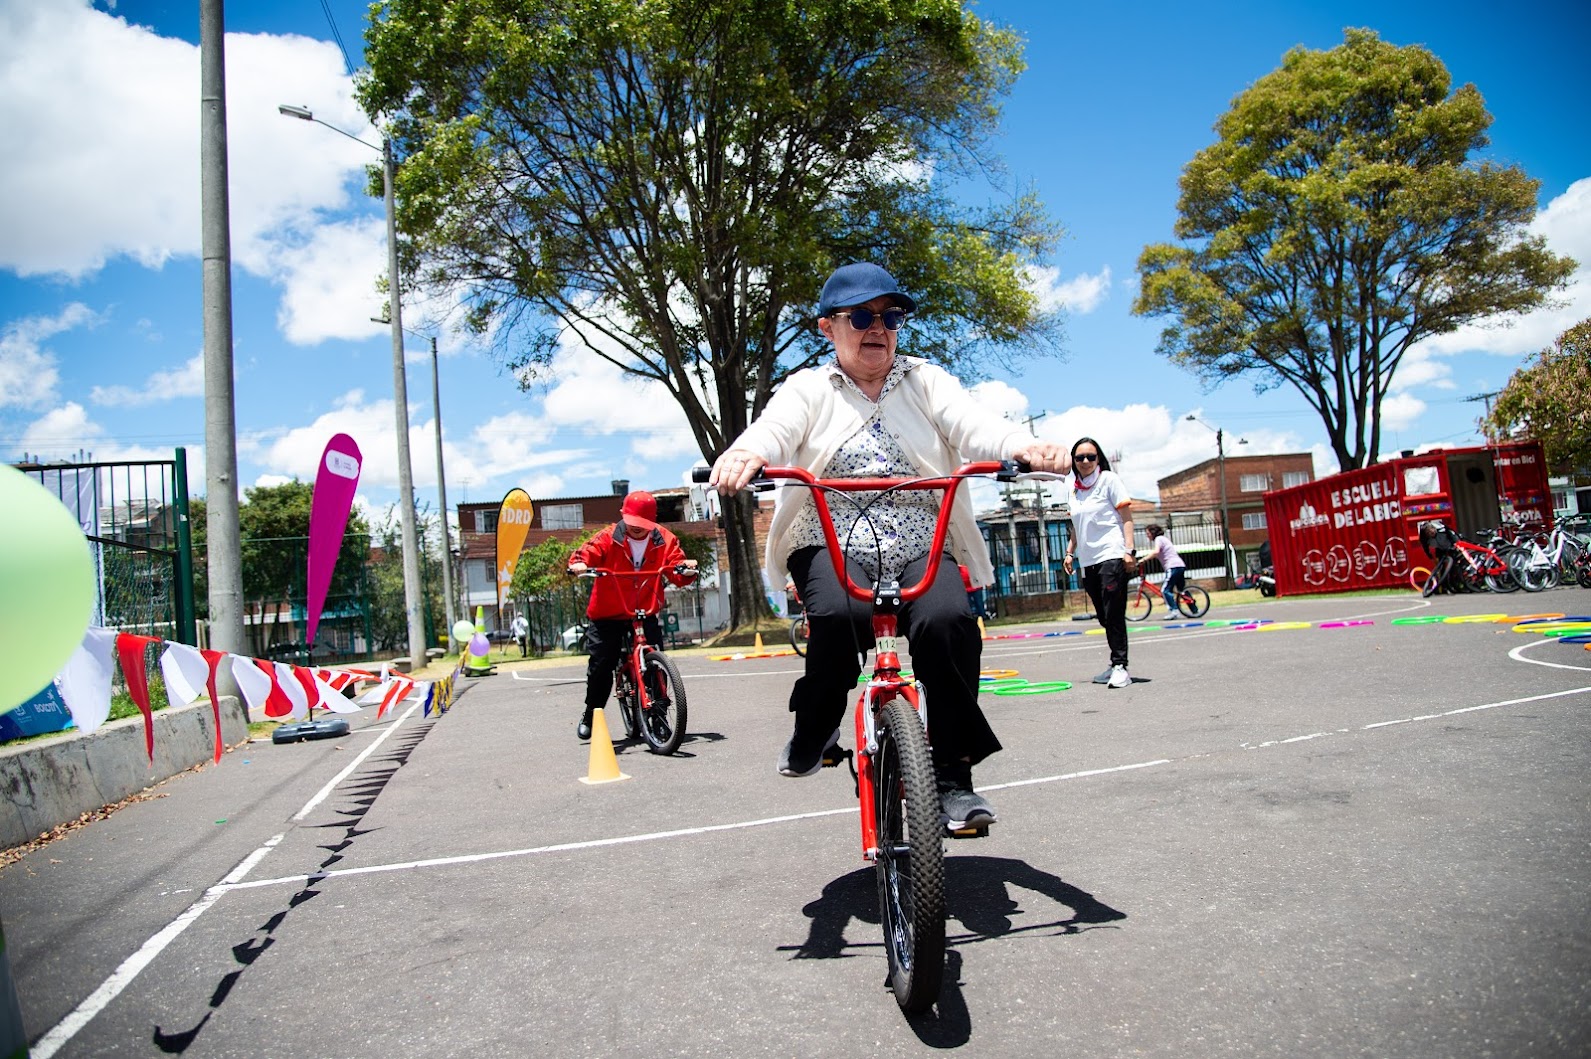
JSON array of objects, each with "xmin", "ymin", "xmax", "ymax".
[
  {"xmin": 1134, "ymin": 28, "xmax": 1575, "ymax": 470},
  {"xmin": 358, "ymin": 0, "xmax": 1063, "ymax": 625},
  {"xmin": 1485, "ymin": 318, "xmax": 1591, "ymax": 475}
]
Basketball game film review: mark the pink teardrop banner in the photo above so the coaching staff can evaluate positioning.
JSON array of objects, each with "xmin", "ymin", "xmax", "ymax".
[{"xmin": 307, "ymin": 434, "xmax": 362, "ymax": 651}]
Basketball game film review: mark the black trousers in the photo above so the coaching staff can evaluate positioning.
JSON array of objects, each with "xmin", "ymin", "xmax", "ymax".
[
  {"xmin": 583, "ymin": 616, "xmax": 662, "ymax": 711},
  {"xmin": 786, "ymin": 546, "xmax": 1000, "ymax": 767},
  {"xmin": 1082, "ymin": 558, "xmax": 1130, "ymax": 667}
]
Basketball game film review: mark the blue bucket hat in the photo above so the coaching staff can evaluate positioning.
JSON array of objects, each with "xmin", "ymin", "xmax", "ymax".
[{"xmin": 817, "ymin": 262, "xmax": 917, "ymax": 317}]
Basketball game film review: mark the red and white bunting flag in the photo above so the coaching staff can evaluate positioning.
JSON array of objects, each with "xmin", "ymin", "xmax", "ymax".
[
  {"xmin": 376, "ymin": 678, "xmax": 413, "ymax": 720},
  {"xmin": 56, "ymin": 627, "xmax": 117, "ymax": 735},
  {"xmin": 115, "ymin": 632, "xmax": 159, "ymax": 762},
  {"xmin": 231, "ymin": 656, "xmax": 272, "ymax": 715},
  {"xmin": 274, "ymin": 663, "xmax": 309, "ymax": 721},
  {"xmin": 314, "ymin": 672, "xmax": 361, "ymax": 714},
  {"xmin": 159, "ymin": 641, "xmax": 209, "ymax": 706}
]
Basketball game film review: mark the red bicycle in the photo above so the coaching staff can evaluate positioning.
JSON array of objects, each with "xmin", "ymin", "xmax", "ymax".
[
  {"xmin": 571, "ymin": 566, "xmax": 694, "ymax": 754},
  {"xmin": 700, "ymin": 459, "xmax": 1023, "ymax": 1013}
]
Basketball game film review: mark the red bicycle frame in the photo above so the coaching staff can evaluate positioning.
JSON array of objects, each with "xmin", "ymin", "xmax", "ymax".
[{"xmin": 754, "ymin": 460, "xmax": 1015, "ymax": 859}]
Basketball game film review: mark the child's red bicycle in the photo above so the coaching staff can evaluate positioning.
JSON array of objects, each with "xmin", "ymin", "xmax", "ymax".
[
  {"xmin": 572, "ymin": 566, "xmax": 694, "ymax": 754},
  {"xmin": 700, "ymin": 459, "xmax": 1023, "ymax": 1013}
]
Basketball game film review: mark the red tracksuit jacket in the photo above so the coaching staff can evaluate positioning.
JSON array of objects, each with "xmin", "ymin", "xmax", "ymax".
[{"xmin": 571, "ymin": 524, "xmax": 692, "ymax": 620}]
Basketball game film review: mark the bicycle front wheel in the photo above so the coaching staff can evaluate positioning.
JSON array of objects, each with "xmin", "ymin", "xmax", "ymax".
[
  {"xmin": 637, "ymin": 648, "xmax": 687, "ymax": 754},
  {"xmin": 874, "ymin": 698, "xmax": 946, "ymax": 1014},
  {"xmin": 1175, "ymin": 585, "xmax": 1211, "ymax": 618},
  {"xmin": 789, "ymin": 617, "xmax": 807, "ymax": 657},
  {"xmin": 1127, "ymin": 590, "xmax": 1152, "ymax": 622},
  {"xmin": 1422, "ymin": 557, "xmax": 1451, "ymax": 597}
]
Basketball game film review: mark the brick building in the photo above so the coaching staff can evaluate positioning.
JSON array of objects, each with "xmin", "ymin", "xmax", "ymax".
[{"xmin": 1157, "ymin": 452, "xmax": 1316, "ymax": 566}]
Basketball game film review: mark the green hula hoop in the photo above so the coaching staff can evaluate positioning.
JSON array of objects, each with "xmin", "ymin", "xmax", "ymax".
[
  {"xmin": 1391, "ymin": 616, "xmax": 1448, "ymax": 625},
  {"xmin": 990, "ymin": 681, "xmax": 1072, "ymax": 695}
]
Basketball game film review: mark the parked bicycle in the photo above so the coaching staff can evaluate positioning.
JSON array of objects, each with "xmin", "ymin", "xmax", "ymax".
[
  {"xmin": 571, "ymin": 566, "xmax": 693, "ymax": 753},
  {"xmin": 697, "ymin": 459, "xmax": 1024, "ymax": 1013},
  {"xmin": 1415, "ymin": 521, "xmax": 1519, "ymax": 596},
  {"xmin": 1126, "ymin": 573, "xmax": 1210, "ymax": 621}
]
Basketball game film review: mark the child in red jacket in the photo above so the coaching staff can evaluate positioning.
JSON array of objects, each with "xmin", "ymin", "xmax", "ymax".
[{"xmin": 568, "ymin": 491, "xmax": 697, "ymax": 740}]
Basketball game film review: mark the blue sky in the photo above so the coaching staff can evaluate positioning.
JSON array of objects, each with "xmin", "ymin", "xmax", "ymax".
[{"xmin": 2, "ymin": 0, "xmax": 1587, "ymax": 526}]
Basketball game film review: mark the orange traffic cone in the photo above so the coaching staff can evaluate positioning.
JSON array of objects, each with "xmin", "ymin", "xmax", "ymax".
[
  {"xmin": 579, "ymin": 708, "xmax": 630, "ymax": 785},
  {"xmin": 977, "ymin": 617, "xmax": 987, "ymax": 639},
  {"xmin": 754, "ymin": 631, "xmax": 765, "ymax": 651}
]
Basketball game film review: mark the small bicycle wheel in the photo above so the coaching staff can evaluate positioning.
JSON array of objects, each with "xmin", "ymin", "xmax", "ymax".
[
  {"xmin": 1422, "ymin": 557, "xmax": 1451, "ymax": 598},
  {"xmin": 1176, "ymin": 585, "xmax": 1211, "ymax": 618},
  {"xmin": 789, "ymin": 616, "xmax": 808, "ymax": 657},
  {"xmin": 637, "ymin": 648, "xmax": 687, "ymax": 754},
  {"xmin": 613, "ymin": 671, "xmax": 640, "ymax": 739},
  {"xmin": 1126, "ymin": 590, "xmax": 1152, "ymax": 622},
  {"xmin": 874, "ymin": 698, "xmax": 946, "ymax": 1014}
]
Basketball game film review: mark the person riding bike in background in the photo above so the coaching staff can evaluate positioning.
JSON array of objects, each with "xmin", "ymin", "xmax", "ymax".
[
  {"xmin": 568, "ymin": 490, "xmax": 698, "ymax": 741},
  {"xmin": 1143, "ymin": 524, "xmax": 1187, "ymax": 618},
  {"xmin": 707, "ymin": 261, "xmax": 1069, "ymax": 830}
]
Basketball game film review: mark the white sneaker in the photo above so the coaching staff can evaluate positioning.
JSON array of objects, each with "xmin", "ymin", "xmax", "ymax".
[{"xmin": 1106, "ymin": 665, "xmax": 1131, "ymax": 689}]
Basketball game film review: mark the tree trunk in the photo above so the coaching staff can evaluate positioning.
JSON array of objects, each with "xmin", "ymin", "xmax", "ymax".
[{"xmin": 723, "ymin": 491, "xmax": 771, "ymax": 628}]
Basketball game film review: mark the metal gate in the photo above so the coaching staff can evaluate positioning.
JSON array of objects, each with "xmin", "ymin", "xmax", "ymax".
[{"xmin": 14, "ymin": 449, "xmax": 196, "ymax": 644}]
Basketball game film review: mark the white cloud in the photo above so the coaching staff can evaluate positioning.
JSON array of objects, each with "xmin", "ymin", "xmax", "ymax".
[
  {"xmin": 0, "ymin": 303, "xmax": 100, "ymax": 409},
  {"xmin": 537, "ymin": 332, "xmax": 701, "ymax": 460},
  {"xmin": 1028, "ymin": 264, "xmax": 1112, "ymax": 315},
  {"xmin": 90, "ymin": 353, "xmax": 204, "ymax": 407},
  {"xmin": 967, "ymin": 380, "xmax": 1030, "ymax": 422},
  {"xmin": 1377, "ymin": 391, "xmax": 1427, "ymax": 432}
]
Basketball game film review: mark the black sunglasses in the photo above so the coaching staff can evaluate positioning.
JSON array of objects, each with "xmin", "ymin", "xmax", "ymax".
[
  {"xmin": 1074, "ymin": 453, "xmax": 1099, "ymax": 463},
  {"xmin": 832, "ymin": 307, "xmax": 908, "ymax": 331}
]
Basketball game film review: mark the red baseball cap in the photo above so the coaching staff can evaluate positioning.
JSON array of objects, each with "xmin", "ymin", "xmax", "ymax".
[{"xmin": 620, "ymin": 490, "xmax": 658, "ymax": 533}]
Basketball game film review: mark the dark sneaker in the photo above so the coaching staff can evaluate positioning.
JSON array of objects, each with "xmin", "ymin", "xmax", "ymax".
[
  {"xmin": 577, "ymin": 708, "xmax": 594, "ymax": 741},
  {"xmin": 940, "ymin": 787, "xmax": 997, "ymax": 831},
  {"xmin": 1092, "ymin": 666, "xmax": 1114, "ymax": 685},
  {"xmin": 778, "ymin": 723, "xmax": 842, "ymax": 777}
]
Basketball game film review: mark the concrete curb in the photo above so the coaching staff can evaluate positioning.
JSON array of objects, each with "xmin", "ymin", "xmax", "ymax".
[{"xmin": 0, "ymin": 696, "xmax": 249, "ymax": 850}]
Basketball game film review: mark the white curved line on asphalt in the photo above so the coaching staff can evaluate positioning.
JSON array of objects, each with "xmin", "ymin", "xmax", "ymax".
[{"xmin": 1509, "ymin": 637, "xmax": 1591, "ymax": 672}]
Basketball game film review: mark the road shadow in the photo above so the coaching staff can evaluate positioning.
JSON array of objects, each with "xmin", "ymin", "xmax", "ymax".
[
  {"xmin": 777, "ymin": 855, "xmax": 1126, "ymax": 1047},
  {"xmin": 151, "ymin": 717, "xmax": 435, "ymax": 1053}
]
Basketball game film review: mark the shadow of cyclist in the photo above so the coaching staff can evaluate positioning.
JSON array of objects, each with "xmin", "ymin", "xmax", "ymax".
[{"xmin": 778, "ymin": 856, "xmax": 1125, "ymax": 1045}]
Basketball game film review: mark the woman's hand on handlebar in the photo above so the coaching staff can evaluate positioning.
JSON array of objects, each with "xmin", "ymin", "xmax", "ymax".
[
  {"xmin": 1011, "ymin": 440, "xmax": 1070, "ymax": 476},
  {"xmin": 567, "ymin": 562, "xmax": 589, "ymax": 575},
  {"xmin": 708, "ymin": 448, "xmax": 765, "ymax": 495}
]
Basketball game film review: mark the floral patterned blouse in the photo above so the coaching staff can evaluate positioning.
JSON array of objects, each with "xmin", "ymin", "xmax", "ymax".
[{"xmin": 784, "ymin": 357, "xmax": 941, "ymax": 581}]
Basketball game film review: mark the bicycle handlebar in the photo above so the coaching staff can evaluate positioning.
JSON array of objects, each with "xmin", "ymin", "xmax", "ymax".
[
  {"xmin": 569, "ymin": 564, "xmax": 697, "ymax": 579},
  {"xmin": 751, "ymin": 460, "xmax": 1027, "ymax": 605}
]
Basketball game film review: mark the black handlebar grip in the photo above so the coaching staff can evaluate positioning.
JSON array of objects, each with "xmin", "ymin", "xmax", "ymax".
[{"xmin": 691, "ymin": 467, "xmax": 712, "ymax": 483}]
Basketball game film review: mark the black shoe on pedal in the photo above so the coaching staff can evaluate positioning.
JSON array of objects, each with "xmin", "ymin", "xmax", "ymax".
[
  {"xmin": 577, "ymin": 709, "xmax": 594, "ymax": 741},
  {"xmin": 940, "ymin": 787, "xmax": 997, "ymax": 831},
  {"xmin": 778, "ymin": 722, "xmax": 842, "ymax": 778}
]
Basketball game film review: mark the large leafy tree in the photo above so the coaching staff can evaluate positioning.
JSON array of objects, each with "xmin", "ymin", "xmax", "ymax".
[
  {"xmin": 359, "ymin": 0, "xmax": 1063, "ymax": 624},
  {"xmin": 1485, "ymin": 318, "xmax": 1591, "ymax": 475},
  {"xmin": 1134, "ymin": 28, "xmax": 1575, "ymax": 470}
]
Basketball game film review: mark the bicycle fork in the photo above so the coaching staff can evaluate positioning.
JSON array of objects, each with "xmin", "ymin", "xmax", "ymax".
[{"xmin": 856, "ymin": 607, "xmax": 930, "ymax": 863}]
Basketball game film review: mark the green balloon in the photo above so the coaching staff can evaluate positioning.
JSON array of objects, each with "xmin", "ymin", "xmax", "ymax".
[
  {"xmin": 0, "ymin": 466, "xmax": 97, "ymax": 713},
  {"xmin": 451, "ymin": 619, "xmax": 475, "ymax": 644}
]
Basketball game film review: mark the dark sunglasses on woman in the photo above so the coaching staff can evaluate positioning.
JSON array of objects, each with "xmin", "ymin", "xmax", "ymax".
[{"xmin": 832, "ymin": 307, "xmax": 909, "ymax": 331}]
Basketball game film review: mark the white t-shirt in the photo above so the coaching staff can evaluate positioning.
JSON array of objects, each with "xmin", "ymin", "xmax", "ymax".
[
  {"xmin": 1149, "ymin": 535, "xmax": 1185, "ymax": 571},
  {"xmin": 1070, "ymin": 470, "xmax": 1131, "ymax": 568}
]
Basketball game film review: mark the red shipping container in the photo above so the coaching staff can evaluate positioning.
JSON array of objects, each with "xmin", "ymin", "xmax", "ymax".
[{"xmin": 1261, "ymin": 440, "xmax": 1551, "ymax": 596}]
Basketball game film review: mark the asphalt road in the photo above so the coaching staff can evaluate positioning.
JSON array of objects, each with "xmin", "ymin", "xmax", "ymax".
[{"xmin": 4, "ymin": 589, "xmax": 1589, "ymax": 1058}]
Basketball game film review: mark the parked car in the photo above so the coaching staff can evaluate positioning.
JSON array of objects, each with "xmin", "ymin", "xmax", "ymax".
[
  {"xmin": 560, "ymin": 624, "xmax": 587, "ymax": 650},
  {"xmin": 264, "ymin": 641, "xmax": 334, "ymax": 663}
]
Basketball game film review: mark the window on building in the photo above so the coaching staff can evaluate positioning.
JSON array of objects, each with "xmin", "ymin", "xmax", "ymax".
[
  {"xmin": 1018, "ymin": 524, "xmax": 1040, "ymax": 564},
  {"xmin": 1282, "ymin": 471, "xmax": 1310, "ymax": 488},
  {"xmin": 1239, "ymin": 473, "xmax": 1269, "ymax": 493},
  {"xmin": 541, "ymin": 503, "xmax": 584, "ymax": 530},
  {"xmin": 479, "ymin": 510, "xmax": 498, "ymax": 533},
  {"xmin": 1242, "ymin": 512, "xmax": 1268, "ymax": 531}
]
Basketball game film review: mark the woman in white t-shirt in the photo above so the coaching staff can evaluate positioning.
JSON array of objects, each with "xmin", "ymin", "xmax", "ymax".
[{"xmin": 1061, "ymin": 438, "xmax": 1136, "ymax": 689}]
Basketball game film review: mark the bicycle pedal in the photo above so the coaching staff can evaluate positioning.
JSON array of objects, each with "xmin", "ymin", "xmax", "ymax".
[
  {"xmin": 945, "ymin": 824, "xmax": 990, "ymax": 839},
  {"xmin": 821, "ymin": 747, "xmax": 852, "ymax": 768}
]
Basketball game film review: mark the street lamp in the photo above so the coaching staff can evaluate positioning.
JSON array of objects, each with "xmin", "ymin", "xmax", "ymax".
[
  {"xmin": 1186, "ymin": 415, "xmax": 1248, "ymax": 588},
  {"xmin": 280, "ymin": 103, "xmax": 427, "ymax": 672}
]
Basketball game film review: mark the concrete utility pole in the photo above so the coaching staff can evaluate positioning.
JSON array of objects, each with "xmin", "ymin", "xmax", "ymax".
[
  {"xmin": 200, "ymin": 0, "xmax": 245, "ymax": 658},
  {"xmin": 430, "ymin": 336, "xmax": 458, "ymax": 651},
  {"xmin": 1023, "ymin": 412, "xmax": 1051, "ymax": 589}
]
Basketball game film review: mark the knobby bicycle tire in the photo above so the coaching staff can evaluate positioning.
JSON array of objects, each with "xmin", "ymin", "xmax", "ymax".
[
  {"xmin": 1176, "ymin": 585, "xmax": 1211, "ymax": 618},
  {"xmin": 637, "ymin": 648, "xmax": 687, "ymax": 754},
  {"xmin": 1422, "ymin": 557, "xmax": 1452, "ymax": 597},
  {"xmin": 789, "ymin": 616, "xmax": 808, "ymax": 657},
  {"xmin": 1126, "ymin": 590, "xmax": 1153, "ymax": 622},
  {"xmin": 613, "ymin": 670, "xmax": 640, "ymax": 739},
  {"xmin": 874, "ymin": 697, "xmax": 946, "ymax": 1014}
]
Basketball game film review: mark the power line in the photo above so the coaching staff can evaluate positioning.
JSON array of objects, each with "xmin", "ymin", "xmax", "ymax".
[{"xmin": 319, "ymin": 0, "xmax": 357, "ymax": 76}]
